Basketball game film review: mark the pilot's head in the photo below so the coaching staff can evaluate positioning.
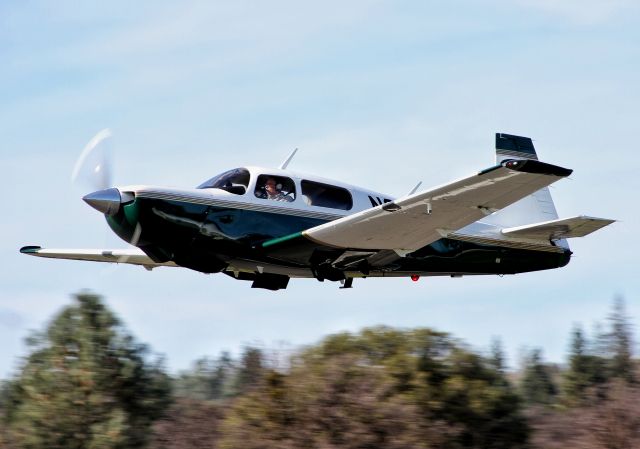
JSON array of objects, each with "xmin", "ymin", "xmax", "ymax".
[{"xmin": 265, "ymin": 178, "xmax": 278, "ymax": 195}]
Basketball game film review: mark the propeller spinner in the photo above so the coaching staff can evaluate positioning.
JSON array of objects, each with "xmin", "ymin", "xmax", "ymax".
[{"xmin": 82, "ymin": 188, "xmax": 133, "ymax": 216}]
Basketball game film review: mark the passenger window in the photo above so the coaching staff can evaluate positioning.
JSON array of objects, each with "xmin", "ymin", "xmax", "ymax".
[
  {"xmin": 301, "ymin": 180, "xmax": 353, "ymax": 210},
  {"xmin": 255, "ymin": 175, "xmax": 296, "ymax": 202}
]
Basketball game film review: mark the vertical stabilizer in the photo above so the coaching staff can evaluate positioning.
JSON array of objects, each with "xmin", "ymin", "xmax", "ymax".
[
  {"xmin": 495, "ymin": 133, "xmax": 538, "ymax": 163},
  {"xmin": 482, "ymin": 134, "xmax": 563, "ymax": 240}
]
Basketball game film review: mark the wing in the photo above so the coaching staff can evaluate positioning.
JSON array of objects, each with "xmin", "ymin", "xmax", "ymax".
[
  {"xmin": 501, "ymin": 216, "xmax": 615, "ymax": 241},
  {"xmin": 20, "ymin": 246, "xmax": 176, "ymax": 269},
  {"xmin": 302, "ymin": 159, "xmax": 572, "ymax": 253}
]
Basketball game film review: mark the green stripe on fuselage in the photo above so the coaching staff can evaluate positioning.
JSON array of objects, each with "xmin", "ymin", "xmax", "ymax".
[{"xmin": 261, "ymin": 231, "xmax": 304, "ymax": 248}]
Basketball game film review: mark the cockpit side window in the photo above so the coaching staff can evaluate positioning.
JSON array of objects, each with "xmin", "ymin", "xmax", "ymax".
[
  {"xmin": 255, "ymin": 175, "xmax": 296, "ymax": 202},
  {"xmin": 197, "ymin": 168, "xmax": 250, "ymax": 195},
  {"xmin": 301, "ymin": 180, "xmax": 353, "ymax": 210}
]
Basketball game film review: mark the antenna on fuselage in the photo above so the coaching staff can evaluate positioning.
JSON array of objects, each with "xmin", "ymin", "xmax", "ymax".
[
  {"xmin": 279, "ymin": 148, "xmax": 298, "ymax": 170},
  {"xmin": 407, "ymin": 181, "xmax": 422, "ymax": 196}
]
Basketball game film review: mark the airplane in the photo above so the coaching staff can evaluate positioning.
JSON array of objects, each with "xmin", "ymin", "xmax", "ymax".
[{"xmin": 21, "ymin": 133, "xmax": 614, "ymax": 290}]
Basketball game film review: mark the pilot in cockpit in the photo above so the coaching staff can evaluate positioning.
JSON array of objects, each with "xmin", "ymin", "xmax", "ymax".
[{"xmin": 259, "ymin": 177, "xmax": 293, "ymax": 202}]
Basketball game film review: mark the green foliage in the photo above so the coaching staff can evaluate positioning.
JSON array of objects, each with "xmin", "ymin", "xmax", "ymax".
[
  {"xmin": 607, "ymin": 297, "xmax": 635, "ymax": 383},
  {"xmin": 563, "ymin": 325, "xmax": 608, "ymax": 403},
  {"xmin": 489, "ymin": 337, "xmax": 506, "ymax": 374},
  {"xmin": 519, "ymin": 349, "xmax": 557, "ymax": 406},
  {"xmin": 221, "ymin": 359, "xmax": 439, "ymax": 449},
  {"xmin": 234, "ymin": 346, "xmax": 264, "ymax": 394},
  {"xmin": 562, "ymin": 297, "xmax": 636, "ymax": 404},
  {"xmin": 2, "ymin": 292, "xmax": 636, "ymax": 448},
  {"xmin": 3, "ymin": 292, "xmax": 171, "ymax": 449},
  {"xmin": 174, "ymin": 352, "xmax": 235, "ymax": 401},
  {"xmin": 220, "ymin": 326, "xmax": 528, "ymax": 449},
  {"xmin": 174, "ymin": 346, "xmax": 264, "ymax": 402}
]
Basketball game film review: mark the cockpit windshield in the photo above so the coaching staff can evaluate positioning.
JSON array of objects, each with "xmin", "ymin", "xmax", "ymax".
[{"xmin": 197, "ymin": 168, "xmax": 250, "ymax": 195}]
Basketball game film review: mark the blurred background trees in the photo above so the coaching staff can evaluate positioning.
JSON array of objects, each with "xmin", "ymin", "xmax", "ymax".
[
  {"xmin": 1, "ymin": 292, "xmax": 171, "ymax": 449},
  {"xmin": 219, "ymin": 327, "xmax": 528, "ymax": 449},
  {"xmin": 525, "ymin": 297, "xmax": 640, "ymax": 449},
  {"xmin": 0, "ymin": 293, "xmax": 637, "ymax": 449},
  {"xmin": 519, "ymin": 348, "xmax": 558, "ymax": 406}
]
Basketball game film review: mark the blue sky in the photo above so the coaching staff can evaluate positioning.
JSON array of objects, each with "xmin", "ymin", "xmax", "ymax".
[{"xmin": 1, "ymin": 0, "xmax": 639, "ymax": 377}]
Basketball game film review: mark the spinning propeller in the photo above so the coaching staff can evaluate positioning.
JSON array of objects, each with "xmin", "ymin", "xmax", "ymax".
[
  {"xmin": 71, "ymin": 128, "xmax": 113, "ymax": 191},
  {"xmin": 71, "ymin": 129, "xmax": 142, "ymax": 264},
  {"xmin": 71, "ymin": 129, "xmax": 128, "ymax": 216}
]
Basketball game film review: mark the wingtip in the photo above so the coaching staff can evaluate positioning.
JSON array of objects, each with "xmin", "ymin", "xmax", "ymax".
[
  {"xmin": 20, "ymin": 245, "xmax": 42, "ymax": 254},
  {"xmin": 503, "ymin": 159, "xmax": 573, "ymax": 177},
  {"xmin": 577, "ymin": 215, "xmax": 617, "ymax": 225}
]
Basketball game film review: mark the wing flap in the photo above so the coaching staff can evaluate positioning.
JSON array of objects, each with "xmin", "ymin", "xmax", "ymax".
[
  {"xmin": 20, "ymin": 246, "xmax": 176, "ymax": 268},
  {"xmin": 304, "ymin": 159, "xmax": 573, "ymax": 252},
  {"xmin": 501, "ymin": 216, "xmax": 615, "ymax": 240}
]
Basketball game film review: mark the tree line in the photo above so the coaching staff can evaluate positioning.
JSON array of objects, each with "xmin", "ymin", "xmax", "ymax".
[{"xmin": 0, "ymin": 292, "xmax": 637, "ymax": 448}]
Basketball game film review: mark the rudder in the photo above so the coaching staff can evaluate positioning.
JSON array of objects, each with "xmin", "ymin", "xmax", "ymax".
[
  {"xmin": 495, "ymin": 133, "xmax": 538, "ymax": 163},
  {"xmin": 482, "ymin": 133, "xmax": 562, "ymax": 232}
]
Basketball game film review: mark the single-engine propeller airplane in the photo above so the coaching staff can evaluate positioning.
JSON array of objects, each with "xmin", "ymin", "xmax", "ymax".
[{"xmin": 21, "ymin": 133, "xmax": 614, "ymax": 290}]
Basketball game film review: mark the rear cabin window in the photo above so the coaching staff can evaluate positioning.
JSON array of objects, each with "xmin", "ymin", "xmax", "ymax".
[
  {"xmin": 255, "ymin": 175, "xmax": 296, "ymax": 202},
  {"xmin": 197, "ymin": 168, "xmax": 250, "ymax": 195},
  {"xmin": 301, "ymin": 180, "xmax": 353, "ymax": 210}
]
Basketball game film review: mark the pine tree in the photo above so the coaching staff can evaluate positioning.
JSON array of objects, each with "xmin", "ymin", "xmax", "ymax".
[
  {"xmin": 520, "ymin": 348, "xmax": 557, "ymax": 406},
  {"xmin": 490, "ymin": 336, "xmax": 507, "ymax": 373},
  {"xmin": 174, "ymin": 351, "xmax": 237, "ymax": 401},
  {"xmin": 235, "ymin": 346, "xmax": 264, "ymax": 394},
  {"xmin": 211, "ymin": 351, "xmax": 236, "ymax": 399},
  {"xmin": 562, "ymin": 325, "xmax": 601, "ymax": 402},
  {"xmin": 607, "ymin": 296, "xmax": 635, "ymax": 383},
  {"xmin": 4, "ymin": 292, "xmax": 171, "ymax": 449},
  {"xmin": 174, "ymin": 357, "xmax": 217, "ymax": 401}
]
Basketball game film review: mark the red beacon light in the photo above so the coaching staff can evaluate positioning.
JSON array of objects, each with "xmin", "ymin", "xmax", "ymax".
[
  {"xmin": 410, "ymin": 274, "xmax": 420, "ymax": 282},
  {"xmin": 505, "ymin": 160, "xmax": 520, "ymax": 169}
]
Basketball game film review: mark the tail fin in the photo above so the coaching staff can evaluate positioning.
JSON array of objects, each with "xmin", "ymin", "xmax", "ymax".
[
  {"xmin": 495, "ymin": 133, "xmax": 538, "ymax": 162},
  {"xmin": 482, "ymin": 133, "xmax": 561, "ymax": 229}
]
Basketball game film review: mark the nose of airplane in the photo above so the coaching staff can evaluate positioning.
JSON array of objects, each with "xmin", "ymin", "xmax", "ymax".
[{"xmin": 82, "ymin": 188, "xmax": 123, "ymax": 215}]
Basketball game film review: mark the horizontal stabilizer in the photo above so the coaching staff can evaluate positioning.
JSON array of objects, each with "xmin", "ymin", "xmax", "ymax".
[
  {"xmin": 20, "ymin": 246, "xmax": 176, "ymax": 269},
  {"xmin": 501, "ymin": 216, "xmax": 615, "ymax": 241}
]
